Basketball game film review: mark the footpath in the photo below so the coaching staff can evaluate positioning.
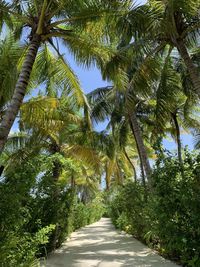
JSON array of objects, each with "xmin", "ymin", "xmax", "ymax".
[{"xmin": 42, "ymin": 218, "xmax": 179, "ymax": 267}]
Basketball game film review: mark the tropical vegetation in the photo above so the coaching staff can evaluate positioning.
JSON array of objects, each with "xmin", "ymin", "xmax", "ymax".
[{"xmin": 0, "ymin": 0, "xmax": 200, "ymax": 266}]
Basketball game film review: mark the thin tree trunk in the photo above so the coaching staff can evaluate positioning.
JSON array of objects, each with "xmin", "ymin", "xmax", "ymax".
[
  {"xmin": 0, "ymin": 165, "xmax": 4, "ymax": 176},
  {"xmin": 105, "ymin": 175, "xmax": 110, "ymax": 191},
  {"xmin": 116, "ymin": 160, "xmax": 123, "ymax": 185},
  {"xmin": 71, "ymin": 171, "xmax": 76, "ymax": 189},
  {"xmin": 51, "ymin": 158, "xmax": 62, "ymax": 250},
  {"xmin": 176, "ymin": 39, "xmax": 200, "ymax": 97},
  {"xmin": 49, "ymin": 141, "xmax": 62, "ymax": 250},
  {"xmin": 140, "ymin": 161, "xmax": 146, "ymax": 188},
  {"xmin": 128, "ymin": 110, "xmax": 152, "ymax": 183},
  {"xmin": 129, "ymin": 116, "xmax": 145, "ymax": 183},
  {"xmin": 172, "ymin": 113, "xmax": 184, "ymax": 174},
  {"xmin": 0, "ymin": 34, "xmax": 41, "ymax": 153},
  {"xmin": 124, "ymin": 148, "xmax": 137, "ymax": 182},
  {"xmin": 105, "ymin": 162, "xmax": 110, "ymax": 191},
  {"xmin": 52, "ymin": 161, "xmax": 61, "ymax": 250}
]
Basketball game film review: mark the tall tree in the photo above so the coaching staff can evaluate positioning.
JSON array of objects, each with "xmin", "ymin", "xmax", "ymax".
[
  {"xmin": 118, "ymin": 0, "xmax": 200, "ymax": 96},
  {"xmin": 88, "ymin": 86, "xmax": 151, "ymax": 185},
  {"xmin": 100, "ymin": 45, "xmax": 160, "ymax": 182},
  {"xmin": 0, "ymin": 0, "xmax": 129, "ymax": 153},
  {"xmin": 151, "ymin": 50, "xmax": 200, "ymax": 171},
  {"xmin": 0, "ymin": 34, "xmax": 22, "ymax": 114}
]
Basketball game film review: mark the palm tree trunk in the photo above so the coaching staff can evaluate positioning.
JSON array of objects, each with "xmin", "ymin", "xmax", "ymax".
[
  {"xmin": 0, "ymin": 34, "xmax": 41, "ymax": 153},
  {"xmin": 105, "ymin": 174, "xmax": 110, "ymax": 191},
  {"xmin": 48, "ymin": 140, "xmax": 62, "ymax": 250},
  {"xmin": 128, "ymin": 110, "xmax": 152, "ymax": 183},
  {"xmin": 51, "ymin": 158, "xmax": 62, "ymax": 250},
  {"xmin": 124, "ymin": 148, "xmax": 137, "ymax": 182},
  {"xmin": 116, "ymin": 161, "xmax": 123, "ymax": 185},
  {"xmin": 71, "ymin": 171, "xmax": 76, "ymax": 189},
  {"xmin": 105, "ymin": 162, "xmax": 110, "ymax": 191},
  {"xmin": 172, "ymin": 113, "xmax": 184, "ymax": 174},
  {"xmin": 0, "ymin": 165, "xmax": 4, "ymax": 176},
  {"xmin": 176, "ymin": 39, "xmax": 200, "ymax": 97},
  {"xmin": 140, "ymin": 161, "xmax": 146, "ymax": 188}
]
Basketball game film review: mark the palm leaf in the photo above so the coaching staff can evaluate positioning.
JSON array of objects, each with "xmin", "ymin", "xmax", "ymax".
[
  {"xmin": 0, "ymin": 34, "xmax": 23, "ymax": 110},
  {"xmin": 63, "ymin": 144, "xmax": 100, "ymax": 172}
]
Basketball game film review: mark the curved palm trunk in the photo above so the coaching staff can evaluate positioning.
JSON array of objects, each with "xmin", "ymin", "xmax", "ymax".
[
  {"xmin": 176, "ymin": 39, "xmax": 200, "ymax": 97},
  {"xmin": 172, "ymin": 113, "xmax": 184, "ymax": 174},
  {"xmin": 105, "ymin": 163, "xmax": 110, "ymax": 191},
  {"xmin": 140, "ymin": 160, "xmax": 148, "ymax": 202},
  {"xmin": 128, "ymin": 110, "xmax": 152, "ymax": 184},
  {"xmin": 0, "ymin": 34, "xmax": 41, "ymax": 153},
  {"xmin": 116, "ymin": 160, "xmax": 123, "ymax": 185},
  {"xmin": 105, "ymin": 159, "xmax": 115, "ymax": 191},
  {"xmin": 124, "ymin": 148, "xmax": 137, "ymax": 182}
]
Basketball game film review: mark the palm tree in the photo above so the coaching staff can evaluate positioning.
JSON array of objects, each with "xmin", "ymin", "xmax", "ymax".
[
  {"xmin": 150, "ymin": 49, "xmax": 200, "ymax": 171},
  {"xmin": 99, "ymin": 45, "xmax": 161, "ymax": 183},
  {"xmin": 3, "ymin": 93, "xmax": 102, "ymax": 249},
  {"xmin": 127, "ymin": 106, "xmax": 152, "ymax": 182},
  {"xmin": 0, "ymin": 0, "xmax": 129, "ymax": 153},
  {"xmin": 88, "ymin": 86, "xmax": 151, "ymax": 186},
  {"xmin": 92, "ymin": 130, "xmax": 137, "ymax": 190},
  {"xmin": 0, "ymin": 34, "xmax": 23, "ymax": 115},
  {"xmin": 118, "ymin": 0, "xmax": 200, "ymax": 97}
]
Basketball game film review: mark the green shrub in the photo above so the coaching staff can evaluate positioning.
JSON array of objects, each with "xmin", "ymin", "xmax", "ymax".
[
  {"xmin": 73, "ymin": 195, "xmax": 105, "ymax": 230},
  {"xmin": 150, "ymin": 150, "xmax": 200, "ymax": 265},
  {"xmin": 0, "ymin": 225, "xmax": 55, "ymax": 267},
  {"xmin": 0, "ymin": 155, "xmax": 104, "ymax": 266},
  {"xmin": 109, "ymin": 183, "xmax": 150, "ymax": 238},
  {"xmin": 108, "ymin": 149, "xmax": 200, "ymax": 266},
  {"xmin": 73, "ymin": 202, "xmax": 89, "ymax": 229}
]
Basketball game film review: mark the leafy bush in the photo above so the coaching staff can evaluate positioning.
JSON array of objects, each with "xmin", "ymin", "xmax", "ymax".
[
  {"xmin": 0, "ymin": 225, "xmax": 55, "ymax": 267},
  {"xmin": 73, "ymin": 202, "xmax": 90, "ymax": 229},
  {"xmin": 109, "ymin": 183, "xmax": 150, "ymax": 238},
  {"xmin": 0, "ymin": 155, "xmax": 104, "ymax": 266},
  {"xmin": 151, "ymin": 150, "xmax": 200, "ymax": 265},
  {"xmin": 108, "ymin": 149, "xmax": 200, "ymax": 266},
  {"xmin": 73, "ymin": 195, "xmax": 105, "ymax": 230},
  {"xmin": 87, "ymin": 195, "xmax": 105, "ymax": 224}
]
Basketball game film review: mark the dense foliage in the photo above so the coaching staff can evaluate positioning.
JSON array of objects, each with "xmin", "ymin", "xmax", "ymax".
[
  {"xmin": 0, "ymin": 156, "xmax": 104, "ymax": 266},
  {"xmin": 109, "ymin": 149, "xmax": 200, "ymax": 267},
  {"xmin": 0, "ymin": 0, "xmax": 200, "ymax": 266}
]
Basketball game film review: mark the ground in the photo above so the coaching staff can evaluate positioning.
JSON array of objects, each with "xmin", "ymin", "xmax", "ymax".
[{"xmin": 41, "ymin": 218, "xmax": 180, "ymax": 267}]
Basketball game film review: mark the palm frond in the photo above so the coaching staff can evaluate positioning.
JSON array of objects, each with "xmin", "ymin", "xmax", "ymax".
[
  {"xmin": 63, "ymin": 144, "xmax": 100, "ymax": 172},
  {"xmin": 4, "ymin": 131, "xmax": 29, "ymax": 153},
  {"xmin": 20, "ymin": 97, "xmax": 62, "ymax": 133},
  {"xmin": 0, "ymin": 33, "xmax": 23, "ymax": 110},
  {"xmin": 0, "ymin": 1, "xmax": 13, "ymax": 31},
  {"xmin": 155, "ymin": 58, "xmax": 183, "ymax": 132},
  {"xmin": 60, "ymin": 32, "xmax": 116, "ymax": 69}
]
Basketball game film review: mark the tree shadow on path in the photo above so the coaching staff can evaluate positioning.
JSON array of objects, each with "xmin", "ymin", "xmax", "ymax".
[{"xmin": 42, "ymin": 218, "xmax": 180, "ymax": 267}]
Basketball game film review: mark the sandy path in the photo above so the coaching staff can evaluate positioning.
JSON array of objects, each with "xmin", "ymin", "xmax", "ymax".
[{"xmin": 42, "ymin": 218, "xmax": 180, "ymax": 267}]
